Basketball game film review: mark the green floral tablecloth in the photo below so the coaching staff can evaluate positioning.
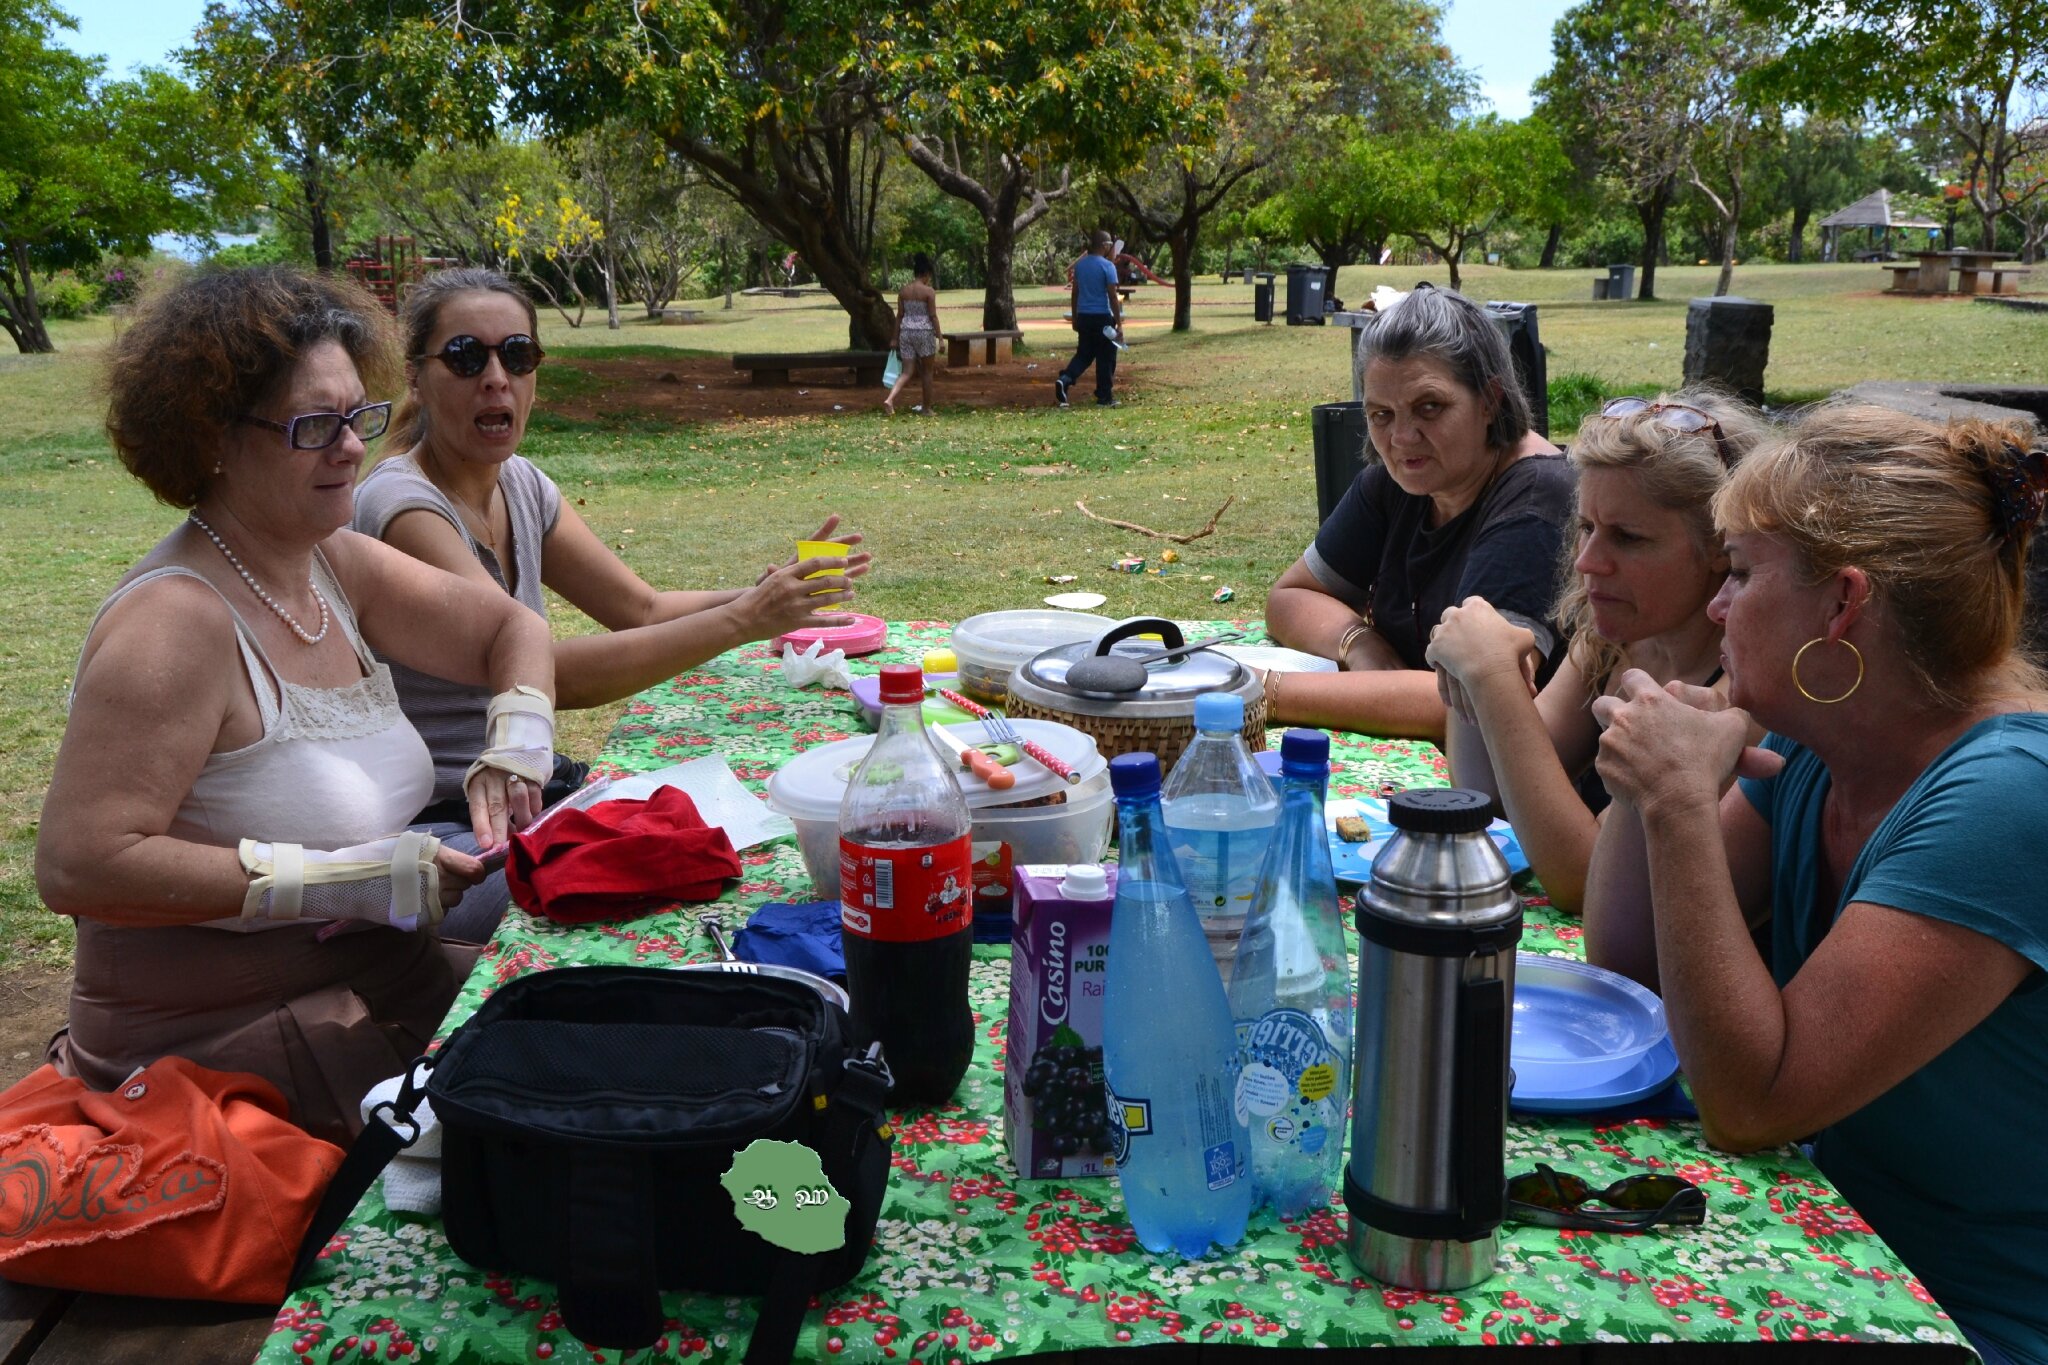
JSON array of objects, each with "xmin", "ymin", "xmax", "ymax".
[{"xmin": 258, "ymin": 624, "xmax": 1965, "ymax": 1364}]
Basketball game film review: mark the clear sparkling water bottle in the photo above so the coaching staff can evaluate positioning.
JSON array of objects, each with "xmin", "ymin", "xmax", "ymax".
[
  {"xmin": 1162, "ymin": 692, "xmax": 1279, "ymax": 982},
  {"xmin": 1101, "ymin": 753, "xmax": 1253, "ymax": 1258},
  {"xmin": 1227, "ymin": 728, "xmax": 1352, "ymax": 1218}
]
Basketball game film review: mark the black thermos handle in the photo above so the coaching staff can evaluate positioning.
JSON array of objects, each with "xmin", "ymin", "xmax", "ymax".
[{"xmin": 1453, "ymin": 974, "xmax": 1507, "ymax": 1233}]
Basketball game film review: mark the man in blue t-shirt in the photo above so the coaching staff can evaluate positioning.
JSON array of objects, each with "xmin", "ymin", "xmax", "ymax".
[{"xmin": 1056, "ymin": 231, "xmax": 1124, "ymax": 408}]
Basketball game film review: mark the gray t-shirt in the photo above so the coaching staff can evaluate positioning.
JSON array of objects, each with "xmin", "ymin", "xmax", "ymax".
[{"xmin": 352, "ymin": 453, "xmax": 562, "ymax": 805}]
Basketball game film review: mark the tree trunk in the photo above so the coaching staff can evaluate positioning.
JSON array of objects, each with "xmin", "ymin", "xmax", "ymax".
[
  {"xmin": 1636, "ymin": 182, "xmax": 1672, "ymax": 301},
  {"xmin": 306, "ymin": 178, "xmax": 335, "ymax": 273},
  {"xmin": 1445, "ymin": 247, "xmax": 1463, "ymax": 293},
  {"xmin": 603, "ymin": 240, "xmax": 621, "ymax": 330},
  {"xmin": 1, "ymin": 244, "xmax": 55, "ymax": 353},
  {"xmin": 1788, "ymin": 205, "xmax": 1810, "ymax": 264},
  {"xmin": 1539, "ymin": 223, "xmax": 1562, "ymax": 270},
  {"xmin": 1980, "ymin": 209, "xmax": 2001, "ymax": 252},
  {"xmin": 1714, "ymin": 215, "xmax": 1738, "ymax": 297},
  {"xmin": 1170, "ymin": 225, "xmax": 1196, "ymax": 332},
  {"xmin": 982, "ymin": 226, "xmax": 1018, "ymax": 332}
]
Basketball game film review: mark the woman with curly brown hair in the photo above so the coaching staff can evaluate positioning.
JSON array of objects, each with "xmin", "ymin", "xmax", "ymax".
[
  {"xmin": 34, "ymin": 266, "xmax": 554, "ymax": 1143},
  {"xmin": 1425, "ymin": 389, "xmax": 1766, "ymax": 912},
  {"xmin": 1586, "ymin": 405, "xmax": 2048, "ymax": 1364}
]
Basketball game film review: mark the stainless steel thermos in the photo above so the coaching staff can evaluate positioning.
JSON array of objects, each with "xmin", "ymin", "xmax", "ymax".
[{"xmin": 1344, "ymin": 788, "xmax": 1522, "ymax": 1290}]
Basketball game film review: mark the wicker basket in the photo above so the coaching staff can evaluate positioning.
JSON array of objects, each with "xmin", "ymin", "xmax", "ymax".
[{"xmin": 1005, "ymin": 688, "xmax": 1269, "ymax": 774}]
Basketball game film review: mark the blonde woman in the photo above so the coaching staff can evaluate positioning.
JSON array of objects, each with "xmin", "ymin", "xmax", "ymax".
[
  {"xmin": 1587, "ymin": 406, "xmax": 2048, "ymax": 1364},
  {"xmin": 1425, "ymin": 391, "xmax": 1765, "ymax": 912}
]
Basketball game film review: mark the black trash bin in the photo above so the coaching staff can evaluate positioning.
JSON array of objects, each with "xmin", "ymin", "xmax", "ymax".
[
  {"xmin": 1286, "ymin": 263, "xmax": 1331, "ymax": 326},
  {"xmin": 1253, "ymin": 273, "xmax": 1276, "ymax": 323},
  {"xmin": 1606, "ymin": 263, "xmax": 1636, "ymax": 301},
  {"xmin": 1311, "ymin": 401, "xmax": 1372, "ymax": 524},
  {"xmin": 1483, "ymin": 301, "xmax": 1549, "ymax": 439}
]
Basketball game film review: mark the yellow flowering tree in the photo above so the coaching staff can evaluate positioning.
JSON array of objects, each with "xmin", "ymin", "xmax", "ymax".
[{"xmin": 494, "ymin": 186, "xmax": 606, "ymax": 328}]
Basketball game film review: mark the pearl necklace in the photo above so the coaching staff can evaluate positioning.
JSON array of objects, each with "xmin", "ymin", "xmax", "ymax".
[{"xmin": 187, "ymin": 513, "xmax": 331, "ymax": 646}]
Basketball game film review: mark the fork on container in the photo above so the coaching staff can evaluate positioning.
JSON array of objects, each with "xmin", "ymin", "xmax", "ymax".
[{"xmin": 980, "ymin": 711, "xmax": 1080, "ymax": 785}]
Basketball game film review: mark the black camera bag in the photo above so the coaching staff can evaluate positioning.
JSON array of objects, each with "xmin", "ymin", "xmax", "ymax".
[{"xmin": 292, "ymin": 966, "xmax": 893, "ymax": 1364}]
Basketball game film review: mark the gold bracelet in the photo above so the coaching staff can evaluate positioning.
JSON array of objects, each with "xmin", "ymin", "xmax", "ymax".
[
  {"xmin": 1263, "ymin": 667, "xmax": 1284, "ymax": 719},
  {"xmin": 1335, "ymin": 622, "xmax": 1369, "ymax": 670}
]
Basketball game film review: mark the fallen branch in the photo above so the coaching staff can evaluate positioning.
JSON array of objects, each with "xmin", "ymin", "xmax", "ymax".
[{"xmin": 1073, "ymin": 495, "xmax": 1234, "ymax": 544}]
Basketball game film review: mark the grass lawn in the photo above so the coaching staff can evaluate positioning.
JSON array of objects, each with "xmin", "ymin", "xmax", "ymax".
[{"xmin": 2, "ymin": 261, "xmax": 2043, "ymax": 969}]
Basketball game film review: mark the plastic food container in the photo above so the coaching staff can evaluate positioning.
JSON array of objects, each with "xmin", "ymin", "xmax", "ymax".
[
  {"xmin": 1510, "ymin": 954, "xmax": 1669, "ymax": 1092},
  {"xmin": 950, "ymin": 610, "xmax": 1116, "ymax": 705},
  {"xmin": 776, "ymin": 612, "xmax": 889, "ymax": 657},
  {"xmin": 764, "ymin": 719, "xmax": 1110, "ymax": 901}
]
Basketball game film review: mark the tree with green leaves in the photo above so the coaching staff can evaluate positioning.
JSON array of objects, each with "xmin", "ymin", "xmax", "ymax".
[
  {"xmin": 1741, "ymin": 0, "xmax": 2048, "ymax": 251},
  {"xmin": 1676, "ymin": 7, "xmax": 1780, "ymax": 296},
  {"xmin": 1246, "ymin": 120, "xmax": 1404, "ymax": 268},
  {"xmin": 1100, "ymin": 0, "xmax": 1302, "ymax": 332},
  {"xmin": 886, "ymin": 0, "xmax": 1209, "ymax": 330},
  {"xmin": 1536, "ymin": 0, "xmax": 1723, "ymax": 300},
  {"xmin": 0, "ymin": 0, "xmax": 251, "ymax": 352},
  {"xmin": 1293, "ymin": 0, "xmax": 1476, "ymax": 133},
  {"xmin": 1379, "ymin": 116, "xmax": 1572, "ymax": 291}
]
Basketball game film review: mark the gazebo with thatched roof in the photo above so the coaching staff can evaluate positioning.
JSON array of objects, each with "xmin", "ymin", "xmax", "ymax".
[{"xmin": 1818, "ymin": 189, "xmax": 1943, "ymax": 262}]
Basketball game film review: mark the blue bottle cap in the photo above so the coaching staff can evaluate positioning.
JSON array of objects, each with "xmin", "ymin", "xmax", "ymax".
[
  {"xmin": 1108, "ymin": 752, "xmax": 1162, "ymax": 797},
  {"xmin": 1192, "ymin": 691, "xmax": 1244, "ymax": 732},
  {"xmin": 1280, "ymin": 727, "xmax": 1330, "ymax": 776}
]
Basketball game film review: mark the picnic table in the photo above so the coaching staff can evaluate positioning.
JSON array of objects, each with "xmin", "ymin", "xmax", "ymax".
[
  {"xmin": 1887, "ymin": 250, "xmax": 2028, "ymax": 296},
  {"xmin": 256, "ymin": 622, "xmax": 1972, "ymax": 1365}
]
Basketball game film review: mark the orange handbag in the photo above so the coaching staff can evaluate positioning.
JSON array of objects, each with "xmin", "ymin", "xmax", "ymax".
[{"xmin": 0, "ymin": 1057, "xmax": 342, "ymax": 1304}]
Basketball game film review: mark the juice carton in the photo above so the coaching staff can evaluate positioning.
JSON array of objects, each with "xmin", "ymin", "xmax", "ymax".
[{"xmin": 1004, "ymin": 864, "xmax": 1118, "ymax": 1179}]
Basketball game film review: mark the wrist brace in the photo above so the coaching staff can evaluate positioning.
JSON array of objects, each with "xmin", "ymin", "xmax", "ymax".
[
  {"xmin": 462, "ymin": 685, "xmax": 555, "ymax": 794},
  {"xmin": 239, "ymin": 831, "xmax": 445, "ymax": 931}
]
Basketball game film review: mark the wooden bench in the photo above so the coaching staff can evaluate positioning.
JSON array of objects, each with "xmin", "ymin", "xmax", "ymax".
[
  {"xmin": 946, "ymin": 329, "xmax": 1024, "ymax": 368},
  {"xmin": 731, "ymin": 351, "xmax": 888, "ymax": 387},
  {"xmin": 0, "ymin": 1278, "xmax": 275, "ymax": 1365},
  {"xmin": 1960, "ymin": 264, "xmax": 2033, "ymax": 295},
  {"xmin": 1885, "ymin": 264, "xmax": 1924, "ymax": 293}
]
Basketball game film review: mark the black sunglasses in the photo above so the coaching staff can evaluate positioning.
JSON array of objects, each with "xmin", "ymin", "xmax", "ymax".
[
  {"xmin": 1505, "ymin": 1163, "xmax": 1706, "ymax": 1232},
  {"xmin": 415, "ymin": 334, "xmax": 545, "ymax": 379},
  {"xmin": 1591, "ymin": 398, "xmax": 1734, "ymax": 469},
  {"xmin": 238, "ymin": 401, "xmax": 392, "ymax": 451}
]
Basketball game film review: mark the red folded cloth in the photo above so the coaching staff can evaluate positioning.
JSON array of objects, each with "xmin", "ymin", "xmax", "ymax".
[{"xmin": 507, "ymin": 786, "xmax": 741, "ymax": 924}]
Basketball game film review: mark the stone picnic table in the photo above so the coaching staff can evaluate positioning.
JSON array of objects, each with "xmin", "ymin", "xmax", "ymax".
[
  {"xmin": 256, "ymin": 622, "xmax": 1971, "ymax": 1365},
  {"xmin": 1886, "ymin": 250, "xmax": 2029, "ymax": 296}
]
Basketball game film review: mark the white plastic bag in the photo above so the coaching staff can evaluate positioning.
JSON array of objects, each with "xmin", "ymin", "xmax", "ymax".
[{"xmin": 881, "ymin": 350, "xmax": 903, "ymax": 388}]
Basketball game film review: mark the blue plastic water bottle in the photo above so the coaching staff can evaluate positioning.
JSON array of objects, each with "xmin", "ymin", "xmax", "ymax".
[
  {"xmin": 1162, "ymin": 692, "xmax": 1280, "ymax": 982},
  {"xmin": 1101, "ymin": 753, "xmax": 1254, "ymax": 1257},
  {"xmin": 1226, "ymin": 728, "xmax": 1352, "ymax": 1218}
]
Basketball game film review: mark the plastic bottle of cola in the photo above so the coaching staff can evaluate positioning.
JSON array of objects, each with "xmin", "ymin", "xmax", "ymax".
[
  {"xmin": 839, "ymin": 663, "xmax": 975, "ymax": 1103},
  {"xmin": 1227, "ymin": 728, "xmax": 1352, "ymax": 1218},
  {"xmin": 1101, "ymin": 752, "xmax": 1253, "ymax": 1257}
]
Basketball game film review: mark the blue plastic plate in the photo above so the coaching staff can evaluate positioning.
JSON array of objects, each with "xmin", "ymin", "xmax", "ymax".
[
  {"xmin": 1512, "ymin": 1035, "xmax": 1681, "ymax": 1115},
  {"xmin": 1510, "ymin": 953, "xmax": 1669, "ymax": 1094},
  {"xmin": 1324, "ymin": 795, "xmax": 1528, "ymax": 884}
]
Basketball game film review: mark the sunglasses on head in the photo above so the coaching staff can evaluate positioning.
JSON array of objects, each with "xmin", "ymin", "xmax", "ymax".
[
  {"xmin": 415, "ymin": 334, "xmax": 545, "ymax": 378},
  {"xmin": 1592, "ymin": 398, "xmax": 1734, "ymax": 469},
  {"xmin": 1504, "ymin": 1163, "xmax": 1706, "ymax": 1232},
  {"xmin": 238, "ymin": 401, "xmax": 391, "ymax": 451}
]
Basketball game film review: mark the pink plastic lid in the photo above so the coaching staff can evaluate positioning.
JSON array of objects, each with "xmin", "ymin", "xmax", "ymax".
[{"xmin": 776, "ymin": 612, "xmax": 888, "ymax": 656}]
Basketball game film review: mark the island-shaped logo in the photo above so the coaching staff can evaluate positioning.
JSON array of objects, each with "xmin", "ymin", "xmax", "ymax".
[{"xmin": 720, "ymin": 1139, "xmax": 850, "ymax": 1254}]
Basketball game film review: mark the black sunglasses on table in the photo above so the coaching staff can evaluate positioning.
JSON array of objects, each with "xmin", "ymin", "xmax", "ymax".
[
  {"xmin": 238, "ymin": 401, "xmax": 392, "ymax": 451},
  {"xmin": 414, "ymin": 333, "xmax": 546, "ymax": 378},
  {"xmin": 1505, "ymin": 1163, "xmax": 1706, "ymax": 1232}
]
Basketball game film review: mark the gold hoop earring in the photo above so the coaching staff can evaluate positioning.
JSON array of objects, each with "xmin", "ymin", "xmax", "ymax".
[{"xmin": 1792, "ymin": 637, "xmax": 1863, "ymax": 704}]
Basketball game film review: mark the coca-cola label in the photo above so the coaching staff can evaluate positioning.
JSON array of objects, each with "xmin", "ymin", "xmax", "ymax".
[{"xmin": 839, "ymin": 834, "xmax": 974, "ymax": 942}]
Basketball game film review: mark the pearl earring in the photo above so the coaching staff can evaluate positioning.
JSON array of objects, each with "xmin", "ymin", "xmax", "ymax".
[{"xmin": 213, "ymin": 462, "xmax": 223, "ymax": 475}]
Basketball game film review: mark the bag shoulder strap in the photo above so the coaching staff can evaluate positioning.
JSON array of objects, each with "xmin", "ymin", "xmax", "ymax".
[{"xmin": 289, "ymin": 1057, "xmax": 433, "ymax": 1290}]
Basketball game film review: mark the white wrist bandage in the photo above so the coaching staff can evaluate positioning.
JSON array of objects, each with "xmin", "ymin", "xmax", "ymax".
[
  {"xmin": 239, "ymin": 832, "xmax": 445, "ymax": 931},
  {"xmin": 462, "ymin": 685, "xmax": 555, "ymax": 794}
]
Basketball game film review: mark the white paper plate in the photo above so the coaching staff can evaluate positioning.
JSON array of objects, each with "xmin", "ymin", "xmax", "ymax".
[
  {"xmin": 1044, "ymin": 591, "xmax": 1108, "ymax": 610},
  {"xmin": 1214, "ymin": 644, "xmax": 1338, "ymax": 673}
]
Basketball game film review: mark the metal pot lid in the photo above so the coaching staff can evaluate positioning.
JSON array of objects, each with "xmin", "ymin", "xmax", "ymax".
[{"xmin": 1014, "ymin": 617, "xmax": 1252, "ymax": 716}]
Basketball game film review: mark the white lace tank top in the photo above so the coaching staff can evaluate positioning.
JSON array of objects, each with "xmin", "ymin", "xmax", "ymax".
[{"xmin": 70, "ymin": 549, "xmax": 436, "ymax": 930}]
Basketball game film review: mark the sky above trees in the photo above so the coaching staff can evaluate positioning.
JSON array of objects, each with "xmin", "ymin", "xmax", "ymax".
[{"xmin": 54, "ymin": 0, "xmax": 1577, "ymax": 118}]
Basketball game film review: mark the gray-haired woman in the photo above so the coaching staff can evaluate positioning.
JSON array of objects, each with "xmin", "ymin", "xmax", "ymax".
[{"xmin": 1264, "ymin": 283, "xmax": 1572, "ymax": 740}]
